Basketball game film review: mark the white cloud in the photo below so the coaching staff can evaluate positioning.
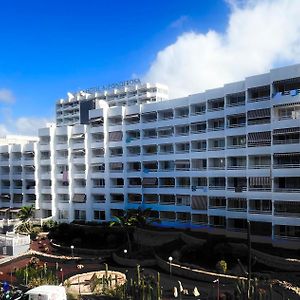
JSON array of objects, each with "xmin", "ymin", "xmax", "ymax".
[
  {"xmin": 144, "ymin": 0, "xmax": 300, "ymax": 98},
  {"xmin": 170, "ymin": 16, "xmax": 189, "ymax": 29},
  {"xmin": 0, "ymin": 88, "xmax": 15, "ymax": 104},
  {"xmin": 0, "ymin": 108, "xmax": 52, "ymax": 137},
  {"xmin": 14, "ymin": 117, "xmax": 52, "ymax": 136}
]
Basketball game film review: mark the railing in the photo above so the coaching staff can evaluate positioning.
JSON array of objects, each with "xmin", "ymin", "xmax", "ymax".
[
  {"xmin": 248, "ymin": 164, "xmax": 270, "ymax": 169},
  {"xmin": 209, "ymin": 186, "xmax": 226, "ymax": 190},
  {"xmin": 190, "ymin": 129, "xmax": 206, "ymax": 134},
  {"xmin": 274, "ymin": 212, "xmax": 300, "ymax": 217},
  {"xmin": 208, "ymin": 146, "xmax": 225, "ymax": 151},
  {"xmin": 208, "ymin": 126, "xmax": 225, "ymax": 131},
  {"xmin": 209, "ymin": 205, "xmax": 226, "ymax": 209},
  {"xmin": 226, "ymin": 101, "xmax": 245, "ymax": 107},
  {"xmin": 160, "ymin": 201, "xmax": 176, "ymax": 206},
  {"xmin": 159, "ymin": 184, "xmax": 175, "ymax": 188},
  {"xmin": 273, "ymin": 163, "xmax": 300, "ymax": 169},
  {"xmin": 175, "ymin": 131, "xmax": 190, "ymax": 136},
  {"xmin": 249, "ymin": 209, "xmax": 272, "ymax": 215},
  {"xmin": 190, "ymin": 110, "xmax": 205, "ymax": 116},
  {"xmin": 227, "ymin": 187, "xmax": 247, "ymax": 192},
  {"xmin": 274, "ymin": 234, "xmax": 300, "ymax": 241},
  {"xmin": 227, "ymin": 165, "xmax": 246, "ymax": 170},
  {"xmin": 248, "ymin": 187, "xmax": 271, "ymax": 191},
  {"xmin": 227, "ymin": 207, "xmax": 247, "ymax": 212},
  {"xmin": 191, "ymin": 148, "xmax": 206, "ymax": 152},
  {"xmin": 274, "ymin": 188, "xmax": 300, "ymax": 193},
  {"xmin": 158, "ymin": 151, "xmax": 174, "ymax": 155},
  {"xmin": 273, "ymin": 139, "xmax": 300, "ymax": 145},
  {"xmin": 209, "ymin": 166, "xmax": 225, "ymax": 170},
  {"xmin": 176, "ymin": 185, "xmax": 190, "ymax": 189},
  {"xmin": 207, "ymin": 106, "xmax": 224, "ymax": 112},
  {"xmin": 175, "ymin": 167, "xmax": 190, "ymax": 171},
  {"xmin": 248, "ymin": 96, "xmax": 270, "ymax": 103},
  {"xmin": 227, "ymin": 123, "xmax": 246, "ymax": 128}
]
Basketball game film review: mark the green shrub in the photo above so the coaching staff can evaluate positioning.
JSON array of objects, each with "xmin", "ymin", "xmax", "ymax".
[
  {"xmin": 42, "ymin": 220, "xmax": 57, "ymax": 232},
  {"xmin": 216, "ymin": 260, "xmax": 227, "ymax": 274}
]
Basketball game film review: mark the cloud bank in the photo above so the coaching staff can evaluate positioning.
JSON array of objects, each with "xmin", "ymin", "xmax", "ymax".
[
  {"xmin": 144, "ymin": 0, "xmax": 300, "ymax": 98},
  {"xmin": 0, "ymin": 107, "xmax": 52, "ymax": 137}
]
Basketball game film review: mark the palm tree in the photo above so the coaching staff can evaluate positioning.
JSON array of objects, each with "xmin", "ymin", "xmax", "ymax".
[
  {"xmin": 15, "ymin": 205, "xmax": 35, "ymax": 234},
  {"xmin": 128, "ymin": 207, "xmax": 160, "ymax": 228},
  {"xmin": 109, "ymin": 211, "xmax": 137, "ymax": 254}
]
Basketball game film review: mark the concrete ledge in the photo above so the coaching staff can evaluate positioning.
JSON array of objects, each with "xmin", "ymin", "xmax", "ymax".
[
  {"xmin": 134, "ymin": 228, "xmax": 205, "ymax": 247},
  {"xmin": 112, "ymin": 252, "xmax": 156, "ymax": 267},
  {"xmin": 50, "ymin": 240, "xmax": 115, "ymax": 257},
  {"xmin": 155, "ymin": 254, "xmax": 247, "ymax": 284}
]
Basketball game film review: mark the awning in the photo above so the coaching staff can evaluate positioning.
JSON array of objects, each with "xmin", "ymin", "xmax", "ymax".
[
  {"xmin": 142, "ymin": 178, "xmax": 157, "ymax": 186},
  {"xmin": 273, "ymin": 127, "xmax": 300, "ymax": 135},
  {"xmin": 249, "ymin": 177, "xmax": 271, "ymax": 186},
  {"xmin": 157, "ymin": 126, "xmax": 173, "ymax": 131},
  {"xmin": 109, "ymin": 131, "xmax": 123, "ymax": 141},
  {"xmin": 248, "ymin": 131, "xmax": 271, "ymax": 142},
  {"xmin": 90, "ymin": 117, "xmax": 103, "ymax": 122},
  {"xmin": 0, "ymin": 208, "xmax": 9, "ymax": 212},
  {"xmin": 24, "ymin": 151, "xmax": 35, "ymax": 156},
  {"xmin": 0, "ymin": 194, "xmax": 10, "ymax": 199},
  {"xmin": 71, "ymin": 133, "xmax": 85, "ymax": 139},
  {"xmin": 72, "ymin": 149, "xmax": 85, "ymax": 154},
  {"xmin": 24, "ymin": 165, "xmax": 35, "ymax": 170},
  {"xmin": 73, "ymin": 194, "xmax": 86, "ymax": 203},
  {"xmin": 247, "ymin": 108, "xmax": 270, "ymax": 120},
  {"xmin": 191, "ymin": 196, "xmax": 207, "ymax": 210},
  {"xmin": 124, "ymin": 114, "xmax": 140, "ymax": 119},
  {"xmin": 110, "ymin": 162, "xmax": 123, "ymax": 169},
  {"xmin": 9, "ymin": 208, "xmax": 21, "ymax": 213},
  {"xmin": 274, "ymin": 102, "xmax": 300, "ymax": 108},
  {"xmin": 13, "ymin": 194, "xmax": 23, "ymax": 202},
  {"xmin": 175, "ymin": 160, "xmax": 190, "ymax": 166},
  {"xmin": 274, "ymin": 152, "xmax": 300, "ymax": 157}
]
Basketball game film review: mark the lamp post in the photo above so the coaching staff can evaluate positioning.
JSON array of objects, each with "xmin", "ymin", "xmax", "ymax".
[
  {"xmin": 60, "ymin": 268, "xmax": 64, "ymax": 284},
  {"xmin": 70, "ymin": 245, "xmax": 74, "ymax": 257},
  {"xmin": 168, "ymin": 256, "xmax": 173, "ymax": 277},
  {"xmin": 213, "ymin": 278, "xmax": 219, "ymax": 300},
  {"xmin": 123, "ymin": 249, "xmax": 127, "ymax": 257}
]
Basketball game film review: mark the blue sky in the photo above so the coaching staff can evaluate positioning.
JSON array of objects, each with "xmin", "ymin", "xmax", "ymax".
[
  {"xmin": 1, "ymin": 0, "xmax": 300, "ymax": 135},
  {"xmin": 0, "ymin": 0, "xmax": 228, "ymax": 123}
]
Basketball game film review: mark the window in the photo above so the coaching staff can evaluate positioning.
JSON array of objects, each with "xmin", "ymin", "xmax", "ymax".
[
  {"xmin": 94, "ymin": 210, "xmax": 105, "ymax": 221},
  {"xmin": 74, "ymin": 210, "xmax": 86, "ymax": 220}
]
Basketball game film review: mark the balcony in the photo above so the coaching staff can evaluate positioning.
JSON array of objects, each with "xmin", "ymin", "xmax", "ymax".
[
  {"xmin": 160, "ymin": 195, "xmax": 175, "ymax": 205},
  {"xmin": 274, "ymin": 201, "xmax": 300, "ymax": 217},
  {"xmin": 157, "ymin": 127, "xmax": 174, "ymax": 138},
  {"xmin": 248, "ymin": 85, "xmax": 270, "ymax": 103},
  {"xmin": 207, "ymin": 98, "xmax": 224, "ymax": 112},
  {"xmin": 190, "ymin": 104, "xmax": 206, "ymax": 116},
  {"xmin": 226, "ymin": 92, "xmax": 245, "ymax": 107},
  {"xmin": 273, "ymin": 177, "xmax": 300, "ymax": 193},
  {"xmin": 273, "ymin": 153, "xmax": 300, "ymax": 169},
  {"xmin": 208, "ymin": 119, "xmax": 225, "ymax": 132},
  {"xmin": 158, "ymin": 109, "xmax": 173, "ymax": 120},
  {"xmin": 175, "ymin": 107, "xmax": 189, "ymax": 119},
  {"xmin": 141, "ymin": 112, "xmax": 157, "ymax": 123}
]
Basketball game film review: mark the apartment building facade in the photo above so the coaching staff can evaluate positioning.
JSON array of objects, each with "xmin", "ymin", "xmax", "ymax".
[{"xmin": 0, "ymin": 66, "xmax": 300, "ymax": 248}]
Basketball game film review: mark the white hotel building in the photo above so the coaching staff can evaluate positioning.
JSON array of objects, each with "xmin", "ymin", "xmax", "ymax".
[{"xmin": 1, "ymin": 65, "xmax": 300, "ymax": 247}]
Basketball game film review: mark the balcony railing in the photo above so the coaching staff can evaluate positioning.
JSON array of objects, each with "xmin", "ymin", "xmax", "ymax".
[
  {"xmin": 249, "ymin": 209, "xmax": 272, "ymax": 215},
  {"xmin": 248, "ymin": 164, "xmax": 270, "ymax": 169},
  {"xmin": 248, "ymin": 96, "xmax": 270, "ymax": 103},
  {"xmin": 273, "ymin": 163, "xmax": 300, "ymax": 169},
  {"xmin": 274, "ymin": 188, "xmax": 300, "ymax": 193},
  {"xmin": 273, "ymin": 139, "xmax": 300, "ymax": 145}
]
